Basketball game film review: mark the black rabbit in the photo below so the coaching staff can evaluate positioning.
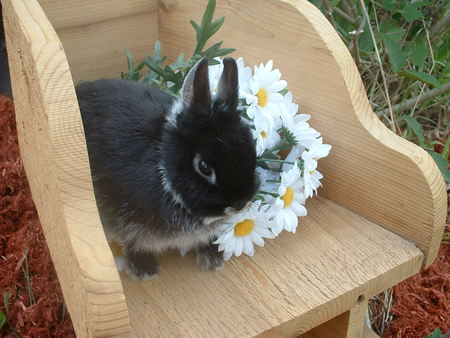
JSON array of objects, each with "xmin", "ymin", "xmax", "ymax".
[{"xmin": 76, "ymin": 57, "xmax": 259, "ymax": 280}]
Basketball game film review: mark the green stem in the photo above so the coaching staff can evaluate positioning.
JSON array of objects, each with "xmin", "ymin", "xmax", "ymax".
[
  {"xmin": 258, "ymin": 190, "xmax": 279, "ymax": 198},
  {"xmin": 259, "ymin": 158, "xmax": 295, "ymax": 164},
  {"xmin": 266, "ymin": 179, "xmax": 281, "ymax": 183}
]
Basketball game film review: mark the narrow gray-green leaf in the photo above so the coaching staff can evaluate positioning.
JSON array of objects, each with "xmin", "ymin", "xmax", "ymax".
[
  {"xmin": 0, "ymin": 311, "xmax": 6, "ymax": 330},
  {"xmin": 190, "ymin": 20, "xmax": 201, "ymax": 33},
  {"xmin": 212, "ymin": 48, "xmax": 236, "ymax": 57},
  {"xmin": 207, "ymin": 16, "xmax": 225, "ymax": 38},
  {"xmin": 154, "ymin": 40, "xmax": 162, "ymax": 56},
  {"xmin": 201, "ymin": 0, "xmax": 216, "ymax": 29},
  {"xmin": 397, "ymin": 70, "xmax": 442, "ymax": 88}
]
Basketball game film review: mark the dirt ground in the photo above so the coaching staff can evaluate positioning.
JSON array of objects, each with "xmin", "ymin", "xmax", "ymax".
[{"xmin": 0, "ymin": 94, "xmax": 448, "ymax": 337}]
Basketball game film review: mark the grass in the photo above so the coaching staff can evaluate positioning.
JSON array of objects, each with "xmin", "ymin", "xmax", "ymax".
[
  {"xmin": 20, "ymin": 249, "xmax": 35, "ymax": 306},
  {"xmin": 309, "ymin": 0, "xmax": 449, "ymax": 335},
  {"xmin": 310, "ymin": 0, "xmax": 449, "ymax": 182}
]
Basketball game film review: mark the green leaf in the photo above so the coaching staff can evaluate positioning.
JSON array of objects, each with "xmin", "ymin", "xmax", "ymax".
[
  {"xmin": 442, "ymin": 134, "xmax": 450, "ymax": 160},
  {"xmin": 202, "ymin": 41, "xmax": 223, "ymax": 55},
  {"xmin": 424, "ymin": 328, "xmax": 443, "ymax": 338},
  {"xmin": 280, "ymin": 126, "xmax": 298, "ymax": 146},
  {"xmin": 3, "ymin": 292, "xmax": 9, "ymax": 314},
  {"xmin": 0, "ymin": 311, "xmax": 6, "ymax": 330},
  {"xmin": 409, "ymin": 38, "xmax": 427, "ymax": 68},
  {"xmin": 381, "ymin": 35, "xmax": 406, "ymax": 71},
  {"xmin": 445, "ymin": 2, "xmax": 450, "ymax": 9},
  {"xmin": 359, "ymin": 23, "xmax": 374, "ymax": 53},
  {"xmin": 208, "ymin": 58, "xmax": 221, "ymax": 65},
  {"xmin": 380, "ymin": 21, "xmax": 406, "ymax": 41},
  {"xmin": 428, "ymin": 151, "xmax": 450, "ymax": 183},
  {"xmin": 207, "ymin": 16, "xmax": 225, "ymax": 39},
  {"xmin": 380, "ymin": 0, "xmax": 396, "ymax": 11},
  {"xmin": 399, "ymin": 1, "xmax": 430, "ymax": 22},
  {"xmin": 201, "ymin": 0, "xmax": 216, "ymax": 29},
  {"xmin": 190, "ymin": 20, "xmax": 201, "ymax": 33},
  {"xmin": 401, "ymin": 115, "xmax": 425, "ymax": 146},
  {"xmin": 397, "ymin": 70, "xmax": 442, "ymax": 88},
  {"xmin": 212, "ymin": 48, "xmax": 235, "ymax": 57}
]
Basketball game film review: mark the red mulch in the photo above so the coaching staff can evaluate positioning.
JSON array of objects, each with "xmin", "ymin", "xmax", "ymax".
[
  {"xmin": 383, "ymin": 220, "xmax": 450, "ymax": 337},
  {"xmin": 0, "ymin": 93, "xmax": 449, "ymax": 337},
  {"xmin": 0, "ymin": 95, "xmax": 75, "ymax": 337}
]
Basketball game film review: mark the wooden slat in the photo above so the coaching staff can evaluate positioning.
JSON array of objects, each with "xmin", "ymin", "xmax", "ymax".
[
  {"xmin": 158, "ymin": 0, "xmax": 447, "ymax": 268},
  {"xmin": 38, "ymin": 0, "xmax": 159, "ymax": 82},
  {"xmin": 123, "ymin": 197, "xmax": 422, "ymax": 337},
  {"xmin": 305, "ymin": 299, "xmax": 368, "ymax": 338},
  {"xmin": 2, "ymin": 0, "xmax": 131, "ymax": 336}
]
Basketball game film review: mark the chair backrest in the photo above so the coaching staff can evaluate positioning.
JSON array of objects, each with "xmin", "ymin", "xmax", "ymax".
[
  {"xmin": 3, "ymin": 0, "xmax": 133, "ymax": 335},
  {"xmin": 39, "ymin": 0, "xmax": 447, "ymax": 267},
  {"xmin": 157, "ymin": 0, "xmax": 446, "ymax": 267},
  {"xmin": 38, "ymin": 0, "xmax": 159, "ymax": 82}
]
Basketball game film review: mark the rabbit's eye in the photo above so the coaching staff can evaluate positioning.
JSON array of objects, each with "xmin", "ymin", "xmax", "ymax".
[
  {"xmin": 198, "ymin": 160, "xmax": 212, "ymax": 176},
  {"xmin": 193, "ymin": 154, "xmax": 216, "ymax": 184}
]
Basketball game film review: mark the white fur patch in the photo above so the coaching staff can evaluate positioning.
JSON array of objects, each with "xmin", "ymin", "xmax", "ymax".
[
  {"xmin": 166, "ymin": 99, "xmax": 183, "ymax": 127},
  {"xmin": 127, "ymin": 223, "xmax": 217, "ymax": 255},
  {"xmin": 158, "ymin": 163, "xmax": 188, "ymax": 210}
]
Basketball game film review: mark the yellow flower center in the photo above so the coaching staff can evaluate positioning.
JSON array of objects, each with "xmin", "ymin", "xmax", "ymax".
[
  {"xmin": 256, "ymin": 88, "xmax": 268, "ymax": 107},
  {"xmin": 309, "ymin": 170, "xmax": 314, "ymax": 175},
  {"xmin": 261, "ymin": 130, "xmax": 267, "ymax": 139},
  {"xmin": 234, "ymin": 219, "xmax": 255, "ymax": 237},
  {"xmin": 281, "ymin": 187, "xmax": 294, "ymax": 208}
]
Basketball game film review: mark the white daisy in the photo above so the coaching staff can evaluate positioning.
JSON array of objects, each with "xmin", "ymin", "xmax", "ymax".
[
  {"xmin": 253, "ymin": 124, "xmax": 281, "ymax": 156},
  {"xmin": 271, "ymin": 163, "xmax": 307, "ymax": 235},
  {"xmin": 245, "ymin": 60, "xmax": 287, "ymax": 131},
  {"xmin": 303, "ymin": 169, "xmax": 324, "ymax": 199},
  {"xmin": 301, "ymin": 137, "xmax": 331, "ymax": 198},
  {"xmin": 208, "ymin": 57, "xmax": 224, "ymax": 95},
  {"xmin": 236, "ymin": 57, "xmax": 252, "ymax": 99},
  {"xmin": 278, "ymin": 91, "xmax": 298, "ymax": 129},
  {"xmin": 214, "ymin": 201, "xmax": 274, "ymax": 260}
]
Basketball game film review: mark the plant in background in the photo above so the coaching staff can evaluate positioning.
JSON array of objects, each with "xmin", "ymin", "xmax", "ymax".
[
  {"xmin": 310, "ymin": 0, "xmax": 449, "ymax": 182},
  {"xmin": 308, "ymin": 1, "xmax": 449, "ymax": 335},
  {"xmin": 122, "ymin": 0, "xmax": 331, "ymax": 259}
]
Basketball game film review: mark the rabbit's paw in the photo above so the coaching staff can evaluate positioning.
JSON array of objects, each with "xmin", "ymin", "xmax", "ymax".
[
  {"xmin": 196, "ymin": 243, "xmax": 224, "ymax": 271},
  {"xmin": 124, "ymin": 251, "xmax": 160, "ymax": 281}
]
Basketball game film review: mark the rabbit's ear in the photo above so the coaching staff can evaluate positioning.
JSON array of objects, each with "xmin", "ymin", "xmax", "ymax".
[
  {"xmin": 217, "ymin": 57, "xmax": 238, "ymax": 111},
  {"xmin": 181, "ymin": 58, "xmax": 211, "ymax": 110}
]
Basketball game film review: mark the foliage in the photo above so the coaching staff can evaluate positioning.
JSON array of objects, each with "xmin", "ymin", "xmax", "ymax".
[
  {"xmin": 121, "ymin": 0, "xmax": 234, "ymax": 96},
  {"xmin": 424, "ymin": 327, "xmax": 444, "ymax": 338},
  {"xmin": 310, "ymin": 0, "xmax": 449, "ymax": 181}
]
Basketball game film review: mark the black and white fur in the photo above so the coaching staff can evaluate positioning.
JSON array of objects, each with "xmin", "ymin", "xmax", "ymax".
[{"xmin": 76, "ymin": 58, "xmax": 259, "ymax": 280}]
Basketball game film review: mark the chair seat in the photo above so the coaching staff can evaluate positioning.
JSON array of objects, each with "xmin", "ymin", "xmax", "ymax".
[{"xmin": 121, "ymin": 196, "xmax": 422, "ymax": 337}]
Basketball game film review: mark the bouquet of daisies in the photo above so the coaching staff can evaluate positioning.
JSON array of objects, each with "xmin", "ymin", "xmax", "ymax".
[
  {"xmin": 208, "ymin": 57, "xmax": 331, "ymax": 260},
  {"xmin": 123, "ymin": 0, "xmax": 331, "ymax": 261}
]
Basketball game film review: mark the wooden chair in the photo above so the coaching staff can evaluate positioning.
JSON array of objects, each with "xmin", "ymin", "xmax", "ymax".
[{"xmin": 2, "ymin": 0, "xmax": 446, "ymax": 336}]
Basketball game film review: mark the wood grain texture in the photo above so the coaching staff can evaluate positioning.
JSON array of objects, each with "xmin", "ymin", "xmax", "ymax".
[
  {"xmin": 305, "ymin": 299, "xmax": 368, "ymax": 337},
  {"xmin": 123, "ymin": 197, "xmax": 422, "ymax": 337},
  {"xmin": 158, "ymin": 0, "xmax": 447, "ymax": 268},
  {"xmin": 37, "ymin": 0, "xmax": 159, "ymax": 83},
  {"xmin": 2, "ymin": 0, "xmax": 131, "ymax": 336},
  {"xmin": 4, "ymin": 0, "xmax": 446, "ymax": 336}
]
